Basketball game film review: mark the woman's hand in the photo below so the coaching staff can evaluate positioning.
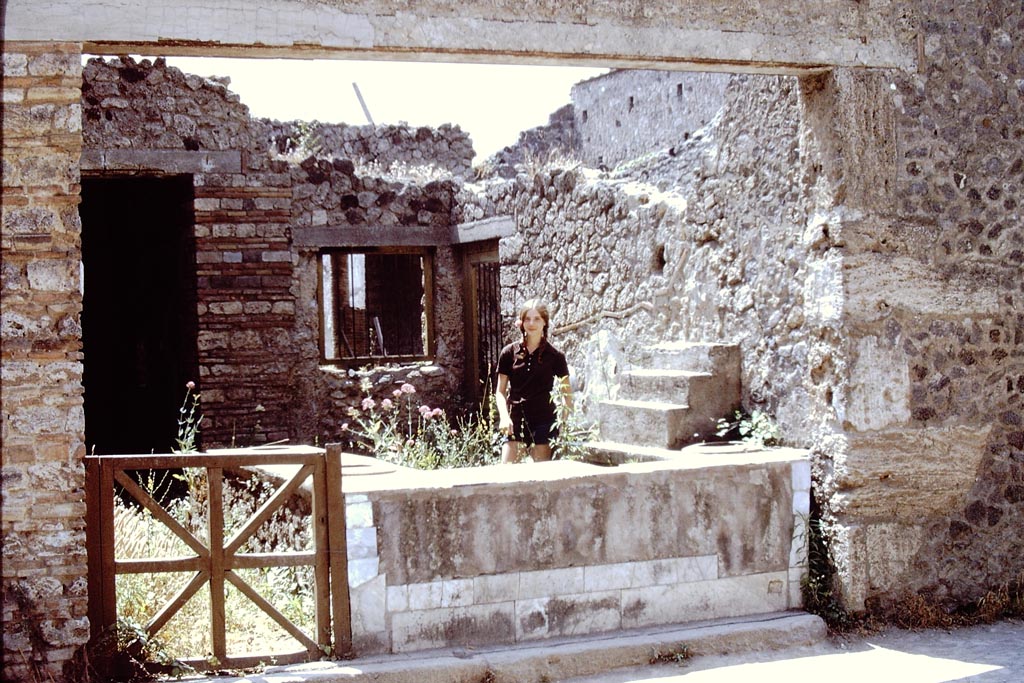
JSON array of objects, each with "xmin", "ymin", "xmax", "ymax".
[{"xmin": 498, "ymin": 415, "xmax": 513, "ymax": 436}]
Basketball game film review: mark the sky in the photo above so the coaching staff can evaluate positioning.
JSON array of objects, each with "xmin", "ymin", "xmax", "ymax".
[{"xmin": 166, "ymin": 57, "xmax": 607, "ymax": 162}]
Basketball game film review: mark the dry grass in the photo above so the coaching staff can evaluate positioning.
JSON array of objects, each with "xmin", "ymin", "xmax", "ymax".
[{"xmin": 113, "ymin": 469, "xmax": 316, "ymax": 664}]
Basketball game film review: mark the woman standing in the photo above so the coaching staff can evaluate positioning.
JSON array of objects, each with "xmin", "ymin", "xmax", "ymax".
[{"xmin": 495, "ymin": 299, "xmax": 572, "ymax": 463}]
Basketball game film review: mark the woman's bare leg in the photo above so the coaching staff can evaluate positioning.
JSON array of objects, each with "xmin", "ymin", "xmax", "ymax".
[
  {"xmin": 502, "ymin": 440, "xmax": 525, "ymax": 463},
  {"xmin": 529, "ymin": 444, "xmax": 553, "ymax": 462}
]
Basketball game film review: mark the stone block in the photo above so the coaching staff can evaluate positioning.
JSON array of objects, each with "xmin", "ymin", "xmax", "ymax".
[
  {"xmin": 841, "ymin": 426, "xmax": 990, "ymax": 520},
  {"xmin": 621, "ymin": 571, "xmax": 789, "ymax": 629},
  {"xmin": 518, "ymin": 566, "xmax": 585, "ymax": 599},
  {"xmin": 516, "ymin": 590, "xmax": 622, "ymax": 641},
  {"xmin": 346, "ymin": 525, "xmax": 377, "ymax": 559},
  {"xmin": 345, "ymin": 496, "xmax": 373, "ymax": 528},
  {"xmin": 391, "ymin": 603, "xmax": 515, "ymax": 653},
  {"xmin": 406, "ymin": 580, "xmax": 443, "ymax": 611},
  {"xmin": 848, "ymin": 335, "xmax": 910, "ymax": 430},
  {"xmin": 583, "ymin": 562, "xmax": 633, "ymax": 592},
  {"xmin": 674, "ymin": 554, "xmax": 718, "ymax": 583},
  {"xmin": 442, "ymin": 578, "xmax": 474, "ymax": 607},
  {"xmin": 347, "ymin": 557, "xmax": 379, "ymax": 589},
  {"xmin": 473, "ymin": 573, "xmax": 519, "ymax": 604},
  {"xmin": 350, "ymin": 573, "xmax": 386, "ymax": 636}
]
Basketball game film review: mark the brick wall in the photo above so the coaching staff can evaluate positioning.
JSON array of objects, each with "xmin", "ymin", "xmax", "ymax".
[
  {"xmin": 1, "ymin": 41, "xmax": 90, "ymax": 681},
  {"xmin": 193, "ymin": 171, "xmax": 299, "ymax": 447}
]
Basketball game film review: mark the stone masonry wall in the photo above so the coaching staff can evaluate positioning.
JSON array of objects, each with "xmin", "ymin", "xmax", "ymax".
[
  {"xmin": 79, "ymin": 57, "xmax": 470, "ymax": 449},
  {"xmin": 571, "ymin": 70, "xmax": 730, "ymax": 168},
  {"xmin": 287, "ymin": 159, "xmax": 467, "ymax": 444},
  {"xmin": 800, "ymin": 0, "xmax": 1024, "ymax": 611},
  {"xmin": 82, "ymin": 56, "xmax": 302, "ymax": 448},
  {"xmin": 1, "ymin": 42, "xmax": 91, "ymax": 682},
  {"xmin": 499, "ymin": 48, "xmax": 1023, "ymax": 613},
  {"xmin": 497, "ymin": 75, "xmax": 815, "ymax": 439}
]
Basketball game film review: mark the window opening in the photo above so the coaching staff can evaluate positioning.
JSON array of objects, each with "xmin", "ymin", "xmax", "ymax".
[{"xmin": 320, "ymin": 248, "xmax": 432, "ymax": 363}]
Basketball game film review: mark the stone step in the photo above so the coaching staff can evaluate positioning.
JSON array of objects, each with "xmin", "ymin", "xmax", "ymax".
[
  {"xmin": 618, "ymin": 368, "xmax": 711, "ymax": 404},
  {"xmin": 583, "ymin": 440, "xmax": 687, "ymax": 465},
  {"xmin": 643, "ymin": 341, "xmax": 740, "ymax": 377},
  {"xmin": 183, "ymin": 612, "xmax": 827, "ymax": 683},
  {"xmin": 597, "ymin": 399, "xmax": 719, "ymax": 449}
]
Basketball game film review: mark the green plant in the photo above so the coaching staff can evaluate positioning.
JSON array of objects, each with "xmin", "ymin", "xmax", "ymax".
[
  {"xmin": 173, "ymin": 382, "xmax": 202, "ymax": 453},
  {"xmin": 112, "ymin": 617, "xmax": 195, "ymax": 681},
  {"xmin": 649, "ymin": 642, "xmax": 692, "ymax": 665},
  {"xmin": 800, "ymin": 514, "xmax": 852, "ymax": 632},
  {"xmin": 549, "ymin": 385, "xmax": 598, "ymax": 461},
  {"xmin": 715, "ymin": 409, "xmax": 780, "ymax": 448}
]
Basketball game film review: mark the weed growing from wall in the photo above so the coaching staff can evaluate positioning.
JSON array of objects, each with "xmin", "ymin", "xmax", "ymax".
[{"xmin": 715, "ymin": 409, "xmax": 781, "ymax": 448}]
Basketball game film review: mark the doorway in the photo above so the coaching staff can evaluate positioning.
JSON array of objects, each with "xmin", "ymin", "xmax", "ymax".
[{"xmin": 80, "ymin": 175, "xmax": 198, "ymax": 455}]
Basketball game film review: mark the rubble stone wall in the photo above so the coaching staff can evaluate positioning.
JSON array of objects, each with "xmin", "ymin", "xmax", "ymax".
[
  {"xmin": 1, "ymin": 41, "xmax": 91, "ymax": 683},
  {"xmin": 265, "ymin": 120, "xmax": 475, "ymax": 178},
  {"xmin": 79, "ymin": 57, "xmax": 468, "ymax": 450},
  {"xmin": 499, "ymin": 75, "xmax": 815, "ymax": 438}
]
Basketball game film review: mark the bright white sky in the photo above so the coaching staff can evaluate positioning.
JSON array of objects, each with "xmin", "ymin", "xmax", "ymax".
[{"xmin": 166, "ymin": 57, "xmax": 607, "ymax": 162}]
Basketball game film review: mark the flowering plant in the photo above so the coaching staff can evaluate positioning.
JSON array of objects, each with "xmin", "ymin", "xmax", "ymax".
[
  {"xmin": 341, "ymin": 379, "xmax": 502, "ymax": 469},
  {"xmin": 174, "ymin": 381, "xmax": 203, "ymax": 453}
]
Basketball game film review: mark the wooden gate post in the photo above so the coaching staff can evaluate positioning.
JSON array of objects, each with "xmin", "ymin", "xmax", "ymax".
[{"xmin": 324, "ymin": 443, "xmax": 351, "ymax": 656}]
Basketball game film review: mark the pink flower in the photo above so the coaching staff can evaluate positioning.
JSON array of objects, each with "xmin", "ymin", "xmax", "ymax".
[
  {"xmin": 392, "ymin": 389, "xmax": 403, "ymax": 398},
  {"xmin": 418, "ymin": 405, "xmax": 432, "ymax": 416},
  {"xmin": 186, "ymin": 381, "xmax": 196, "ymax": 390},
  {"xmin": 341, "ymin": 422, "xmax": 349, "ymax": 432},
  {"xmin": 400, "ymin": 383, "xmax": 416, "ymax": 394},
  {"xmin": 381, "ymin": 398, "xmax": 394, "ymax": 410},
  {"xmin": 431, "ymin": 407, "xmax": 444, "ymax": 418},
  {"xmin": 362, "ymin": 397, "xmax": 376, "ymax": 410}
]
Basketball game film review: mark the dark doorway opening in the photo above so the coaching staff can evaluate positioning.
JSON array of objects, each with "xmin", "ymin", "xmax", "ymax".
[{"xmin": 80, "ymin": 175, "xmax": 199, "ymax": 457}]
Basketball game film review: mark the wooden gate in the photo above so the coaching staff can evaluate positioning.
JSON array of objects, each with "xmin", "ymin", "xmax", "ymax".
[{"xmin": 85, "ymin": 444, "xmax": 351, "ymax": 673}]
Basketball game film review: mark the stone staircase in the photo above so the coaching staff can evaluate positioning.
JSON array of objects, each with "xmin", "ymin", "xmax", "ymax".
[{"xmin": 587, "ymin": 341, "xmax": 741, "ymax": 464}]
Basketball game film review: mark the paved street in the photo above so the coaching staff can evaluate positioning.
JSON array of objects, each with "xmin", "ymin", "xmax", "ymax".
[{"xmin": 563, "ymin": 619, "xmax": 1024, "ymax": 683}]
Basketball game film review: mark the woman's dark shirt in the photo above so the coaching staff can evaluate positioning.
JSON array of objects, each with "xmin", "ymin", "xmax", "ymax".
[{"xmin": 497, "ymin": 338, "xmax": 569, "ymax": 422}]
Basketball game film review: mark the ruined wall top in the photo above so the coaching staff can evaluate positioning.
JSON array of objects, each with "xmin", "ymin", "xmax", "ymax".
[{"xmin": 82, "ymin": 56, "xmax": 474, "ymax": 177}]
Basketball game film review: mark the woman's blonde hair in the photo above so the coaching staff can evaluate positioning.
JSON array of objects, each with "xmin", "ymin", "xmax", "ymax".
[{"xmin": 516, "ymin": 298, "xmax": 550, "ymax": 338}]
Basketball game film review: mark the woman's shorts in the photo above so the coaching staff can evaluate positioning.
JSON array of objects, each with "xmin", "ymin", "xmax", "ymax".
[{"xmin": 504, "ymin": 413, "xmax": 559, "ymax": 446}]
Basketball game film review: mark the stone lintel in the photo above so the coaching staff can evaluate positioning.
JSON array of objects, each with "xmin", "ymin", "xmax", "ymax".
[
  {"xmin": 81, "ymin": 149, "xmax": 242, "ymax": 174},
  {"xmin": 293, "ymin": 224, "xmax": 450, "ymax": 248},
  {"xmin": 451, "ymin": 215, "xmax": 514, "ymax": 244},
  {"xmin": 8, "ymin": 1, "xmax": 916, "ymax": 72}
]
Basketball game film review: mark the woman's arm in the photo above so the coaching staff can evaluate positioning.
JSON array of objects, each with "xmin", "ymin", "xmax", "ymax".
[{"xmin": 495, "ymin": 373, "xmax": 513, "ymax": 434}]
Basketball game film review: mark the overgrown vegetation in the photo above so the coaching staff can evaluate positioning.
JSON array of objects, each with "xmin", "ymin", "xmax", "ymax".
[
  {"xmin": 340, "ymin": 378, "xmax": 594, "ymax": 468},
  {"xmin": 109, "ymin": 468, "xmax": 314, "ymax": 679},
  {"xmin": 800, "ymin": 513, "xmax": 853, "ymax": 633}
]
